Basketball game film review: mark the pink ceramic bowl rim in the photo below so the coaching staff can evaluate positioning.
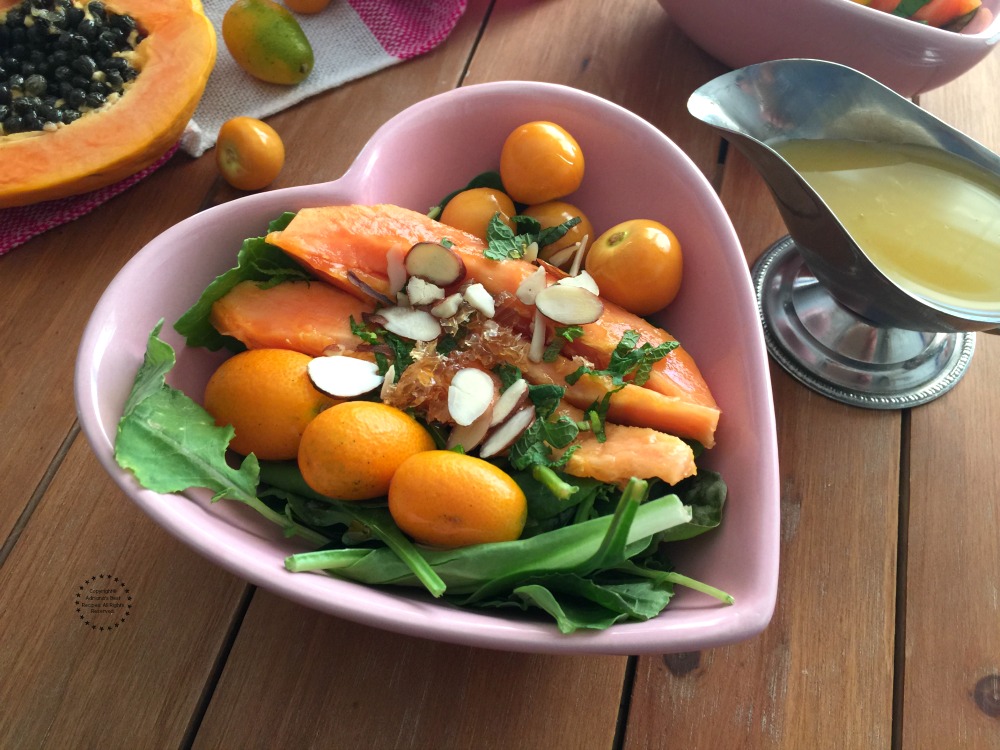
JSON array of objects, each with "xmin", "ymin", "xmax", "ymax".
[
  {"xmin": 74, "ymin": 81, "xmax": 780, "ymax": 655},
  {"xmin": 825, "ymin": 0, "xmax": 1000, "ymax": 41}
]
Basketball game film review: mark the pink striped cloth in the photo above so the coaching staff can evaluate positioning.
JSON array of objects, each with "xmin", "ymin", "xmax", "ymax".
[{"xmin": 0, "ymin": 0, "xmax": 467, "ymax": 257}]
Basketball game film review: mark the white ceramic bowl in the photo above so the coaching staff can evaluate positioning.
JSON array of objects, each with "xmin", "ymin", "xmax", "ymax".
[
  {"xmin": 659, "ymin": 0, "xmax": 1000, "ymax": 97},
  {"xmin": 75, "ymin": 81, "xmax": 780, "ymax": 654}
]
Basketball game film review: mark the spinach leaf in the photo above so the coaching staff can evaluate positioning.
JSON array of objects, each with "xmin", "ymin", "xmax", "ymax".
[
  {"xmin": 494, "ymin": 573, "xmax": 675, "ymax": 633},
  {"xmin": 259, "ymin": 461, "xmax": 447, "ymax": 597},
  {"xmin": 285, "ymin": 480, "xmax": 693, "ymax": 597},
  {"xmin": 114, "ymin": 324, "xmax": 325, "ymax": 544},
  {"xmin": 659, "ymin": 470, "xmax": 728, "ymax": 542}
]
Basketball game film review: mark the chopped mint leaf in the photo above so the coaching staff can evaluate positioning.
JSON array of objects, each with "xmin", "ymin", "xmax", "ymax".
[{"xmin": 566, "ymin": 330, "xmax": 678, "ymax": 388}]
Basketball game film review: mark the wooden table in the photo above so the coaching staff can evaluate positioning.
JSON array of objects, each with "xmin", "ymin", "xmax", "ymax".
[{"xmin": 3, "ymin": 1, "xmax": 999, "ymax": 747}]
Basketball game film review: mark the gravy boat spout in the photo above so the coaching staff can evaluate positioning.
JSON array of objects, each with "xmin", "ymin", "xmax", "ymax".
[{"xmin": 689, "ymin": 59, "xmax": 1000, "ymax": 407}]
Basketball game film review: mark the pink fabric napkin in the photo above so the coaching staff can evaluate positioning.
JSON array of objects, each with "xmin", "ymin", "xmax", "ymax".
[{"xmin": 0, "ymin": 0, "xmax": 467, "ymax": 257}]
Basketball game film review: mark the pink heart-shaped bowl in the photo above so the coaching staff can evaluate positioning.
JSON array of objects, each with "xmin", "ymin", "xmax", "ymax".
[
  {"xmin": 75, "ymin": 81, "xmax": 779, "ymax": 654},
  {"xmin": 659, "ymin": 0, "xmax": 1000, "ymax": 98}
]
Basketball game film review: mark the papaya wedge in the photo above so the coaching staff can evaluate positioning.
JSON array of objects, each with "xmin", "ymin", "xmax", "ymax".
[
  {"xmin": 266, "ymin": 204, "xmax": 721, "ymax": 446},
  {"xmin": 210, "ymin": 279, "xmax": 373, "ymax": 355},
  {"xmin": 553, "ymin": 402, "xmax": 696, "ymax": 486}
]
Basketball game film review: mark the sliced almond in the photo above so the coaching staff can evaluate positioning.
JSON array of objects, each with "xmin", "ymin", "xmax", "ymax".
[
  {"xmin": 545, "ymin": 243, "xmax": 578, "ymax": 270},
  {"xmin": 446, "ymin": 406, "xmax": 494, "ymax": 452},
  {"xmin": 516, "ymin": 265, "xmax": 547, "ymax": 305},
  {"xmin": 430, "ymin": 292, "xmax": 463, "ymax": 319},
  {"xmin": 523, "ymin": 241, "xmax": 539, "ymax": 264},
  {"xmin": 528, "ymin": 308, "xmax": 547, "ymax": 363},
  {"xmin": 490, "ymin": 377, "xmax": 529, "ymax": 426},
  {"xmin": 568, "ymin": 233, "xmax": 590, "ymax": 276},
  {"xmin": 386, "ymin": 244, "xmax": 408, "ymax": 296},
  {"xmin": 556, "ymin": 269, "xmax": 600, "ymax": 295},
  {"xmin": 534, "ymin": 284, "xmax": 604, "ymax": 325},
  {"xmin": 447, "ymin": 367, "xmax": 496, "ymax": 426},
  {"xmin": 307, "ymin": 355, "xmax": 384, "ymax": 398},
  {"xmin": 380, "ymin": 364, "xmax": 396, "ymax": 401},
  {"xmin": 405, "ymin": 242, "xmax": 466, "ymax": 286},
  {"xmin": 406, "ymin": 276, "xmax": 446, "ymax": 306},
  {"xmin": 479, "ymin": 405, "xmax": 536, "ymax": 458},
  {"xmin": 463, "ymin": 283, "xmax": 495, "ymax": 318},
  {"xmin": 379, "ymin": 306, "xmax": 442, "ymax": 341}
]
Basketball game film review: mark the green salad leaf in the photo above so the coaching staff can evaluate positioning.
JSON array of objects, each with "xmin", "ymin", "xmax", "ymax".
[{"xmin": 114, "ymin": 324, "xmax": 324, "ymax": 545}]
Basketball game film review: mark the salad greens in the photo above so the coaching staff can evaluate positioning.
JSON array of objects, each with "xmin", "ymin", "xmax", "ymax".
[{"xmin": 113, "ymin": 216, "xmax": 733, "ymax": 634}]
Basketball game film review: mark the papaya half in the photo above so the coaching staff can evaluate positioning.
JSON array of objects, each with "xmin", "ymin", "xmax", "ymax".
[{"xmin": 0, "ymin": 0, "xmax": 217, "ymax": 208}]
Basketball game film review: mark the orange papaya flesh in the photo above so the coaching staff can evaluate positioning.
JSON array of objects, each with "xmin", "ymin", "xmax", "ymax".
[
  {"xmin": 522, "ymin": 356, "xmax": 719, "ymax": 448},
  {"xmin": 554, "ymin": 402, "xmax": 696, "ymax": 486},
  {"xmin": 0, "ymin": 0, "xmax": 217, "ymax": 207},
  {"xmin": 266, "ymin": 203, "xmax": 721, "ymax": 437},
  {"xmin": 210, "ymin": 280, "xmax": 373, "ymax": 356}
]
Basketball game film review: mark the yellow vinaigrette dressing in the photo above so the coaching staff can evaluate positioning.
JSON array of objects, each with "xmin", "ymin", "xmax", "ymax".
[{"xmin": 774, "ymin": 139, "xmax": 1000, "ymax": 312}]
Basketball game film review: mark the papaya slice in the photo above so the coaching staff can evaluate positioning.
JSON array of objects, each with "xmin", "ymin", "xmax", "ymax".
[
  {"xmin": 521, "ymin": 356, "xmax": 720, "ymax": 448},
  {"xmin": 553, "ymin": 402, "xmax": 696, "ymax": 486},
  {"xmin": 0, "ymin": 0, "xmax": 217, "ymax": 207},
  {"xmin": 210, "ymin": 279, "xmax": 373, "ymax": 356},
  {"xmin": 266, "ymin": 203, "xmax": 721, "ymax": 446}
]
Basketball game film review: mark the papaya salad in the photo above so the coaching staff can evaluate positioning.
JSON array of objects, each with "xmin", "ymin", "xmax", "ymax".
[
  {"xmin": 115, "ymin": 120, "xmax": 732, "ymax": 633},
  {"xmin": 848, "ymin": 0, "xmax": 992, "ymax": 31}
]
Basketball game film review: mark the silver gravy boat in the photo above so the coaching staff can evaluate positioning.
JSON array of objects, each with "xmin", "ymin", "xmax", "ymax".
[{"xmin": 688, "ymin": 59, "xmax": 1000, "ymax": 408}]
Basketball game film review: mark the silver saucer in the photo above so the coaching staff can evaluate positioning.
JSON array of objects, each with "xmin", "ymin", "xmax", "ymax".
[{"xmin": 752, "ymin": 237, "xmax": 976, "ymax": 409}]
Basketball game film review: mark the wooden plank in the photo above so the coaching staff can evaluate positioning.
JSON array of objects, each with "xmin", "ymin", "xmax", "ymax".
[
  {"xmin": 464, "ymin": 0, "xmax": 729, "ymax": 168},
  {"xmin": 0, "ymin": 151, "xmax": 220, "ymax": 543},
  {"xmin": 901, "ymin": 54, "xmax": 1000, "ymax": 749},
  {"xmin": 193, "ymin": 589, "xmax": 627, "ymax": 750},
  {"xmin": 623, "ymin": 83, "xmax": 900, "ymax": 748},
  {"xmin": 0, "ymin": 436, "xmax": 248, "ymax": 747}
]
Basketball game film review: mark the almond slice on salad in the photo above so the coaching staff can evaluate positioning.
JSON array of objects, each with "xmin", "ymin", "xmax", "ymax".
[
  {"xmin": 490, "ymin": 377, "xmax": 529, "ymax": 426},
  {"xmin": 479, "ymin": 405, "xmax": 536, "ymax": 459},
  {"xmin": 516, "ymin": 265, "xmax": 547, "ymax": 305},
  {"xmin": 448, "ymin": 367, "xmax": 496, "ymax": 426},
  {"xmin": 545, "ymin": 242, "xmax": 578, "ymax": 270},
  {"xmin": 534, "ymin": 284, "xmax": 604, "ymax": 326},
  {"xmin": 556, "ymin": 269, "xmax": 600, "ymax": 295},
  {"xmin": 307, "ymin": 355, "xmax": 384, "ymax": 398},
  {"xmin": 406, "ymin": 276, "xmax": 446, "ymax": 306},
  {"xmin": 405, "ymin": 241, "xmax": 466, "ymax": 286},
  {"xmin": 446, "ymin": 406, "xmax": 494, "ymax": 451},
  {"xmin": 386, "ymin": 244, "xmax": 408, "ymax": 296},
  {"xmin": 568, "ymin": 233, "xmax": 590, "ymax": 276},
  {"xmin": 528, "ymin": 308, "xmax": 547, "ymax": 363},
  {"xmin": 523, "ymin": 240, "xmax": 540, "ymax": 263},
  {"xmin": 378, "ymin": 306, "xmax": 443, "ymax": 341},
  {"xmin": 380, "ymin": 364, "xmax": 396, "ymax": 401},
  {"xmin": 463, "ymin": 283, "xmax": 495, "ymax": 318},
  {"xmin": 430, "ymin": 292, "xmax": 464, "ymax": 318}
]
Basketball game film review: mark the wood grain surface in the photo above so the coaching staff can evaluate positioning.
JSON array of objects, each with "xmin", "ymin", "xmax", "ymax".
[{"xmin": 2, "ymin": 0, "xmax": 999, "ymax": 748}]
